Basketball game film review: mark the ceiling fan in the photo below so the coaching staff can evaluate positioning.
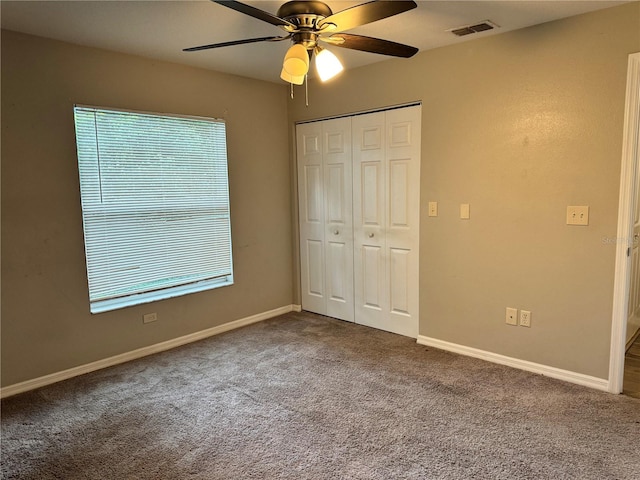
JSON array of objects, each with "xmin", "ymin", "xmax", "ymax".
[{"xmin": 184, "ymin": 0, "xmax": 419, "ymax": 85}]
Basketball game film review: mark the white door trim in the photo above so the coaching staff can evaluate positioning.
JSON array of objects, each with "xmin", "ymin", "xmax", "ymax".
[
  {"xmin": 609, "ymin": 52, "xmax": 640, "ymax": 393},
  {"xmin": 295, "ymin": 102, "xmax": 422, "ymax": 126}
]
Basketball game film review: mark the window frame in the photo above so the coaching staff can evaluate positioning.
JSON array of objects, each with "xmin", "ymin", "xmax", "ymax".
[{"xmin": 73, "ymin": 104, "xmax": 234, "ymax": 313}]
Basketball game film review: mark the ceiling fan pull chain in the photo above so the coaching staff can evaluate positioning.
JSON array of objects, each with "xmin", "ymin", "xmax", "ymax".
[
  {"xmin": 305, "ymin": 74, "xmax": 309, "ymax": 107},
  {"xmin": 290, "ymin": 82, "xmax": 294, "ymax": 99}
]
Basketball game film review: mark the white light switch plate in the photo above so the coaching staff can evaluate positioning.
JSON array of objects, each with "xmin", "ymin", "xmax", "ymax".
[
  {"xmin": 460, "ymin": 203, "xmax": 470, "ymax": 219},
  {"xmin": 428, "ymin": 201, "xmax": 438, "ymax": 217},
  {"xmin": 567, "ymin": 206, "xmax": 589, "ymax": 225}
]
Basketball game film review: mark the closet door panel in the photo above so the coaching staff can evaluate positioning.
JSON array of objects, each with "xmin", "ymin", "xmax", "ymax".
[
  {"xmin": 306, "ymin": 240, "xmax": 325, "ymax": 297},
  {"xmin": 362, "ymin": 245, "xmax": 384, "ymax": 310},
  {"xmin": 389, "ymin": 159, "xmax": 410, "ymax": 228},
  {"xmin": 327, "ymin": 241, "xmax": 348, "ymax": 302},
  {"xmin": 297, "ymin": 122, "xmax": 326, "ymax": 315},
  {"xmin": 326, "ymin": 164, "xmax": 346, "ymax": 223},
  {"xmin": 389, "ymin": 247, "xmax": 410, "ymax": 315},
  {"xmin": 361, "ymin": 162, "xmax": 384, "ymax": 226},
  {"xmin": 304, "ymin": 165, "xmax": 323, "ymax": 223},
  {"xmin": 353, "ymin": 111, "xmax": 387, "ymax": 329},
  {"xmin": 384, "ymin": 106, "xmax": 421, "ymax": 337},
  {"xmin": 323, "ymin": 117, "xmax": 354, "ymax": 321}
]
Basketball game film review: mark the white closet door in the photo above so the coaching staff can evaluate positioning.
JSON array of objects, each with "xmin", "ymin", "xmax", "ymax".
[
  {"xmin": 298, "ymin": 105, "xmax": 420, "ymax": 335},
  {"xmin": 353, "ymin": 111, "xmax": 388, "ymax": 329},
  {"xmin": 353, "ymin": 106, "xmax": 421, "ymax": 337},
  {"xmin": 297, "ymin": 121, "xmax": 326, "ymax": 315},
  {"xmin": 323, "ymin": 117, "xmax": 354, "ymax": 321},
  {"xmin": 297, "ymin": 118, "xmax": 354, "ymax": 321}
]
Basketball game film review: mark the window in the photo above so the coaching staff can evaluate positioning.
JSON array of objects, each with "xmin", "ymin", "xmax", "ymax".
[{"xmin": 73, "ymin": 106, "xmax": 233, "ymax": 313}]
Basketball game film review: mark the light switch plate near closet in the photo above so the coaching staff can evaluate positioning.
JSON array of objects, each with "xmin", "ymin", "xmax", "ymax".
[
  {"xmin": 460, "ymin": 203, "xmax": 470, "ymax": 219},
  {"xmin": 566, "ymin": 206, "xmax": 589, "ymax": 225}
]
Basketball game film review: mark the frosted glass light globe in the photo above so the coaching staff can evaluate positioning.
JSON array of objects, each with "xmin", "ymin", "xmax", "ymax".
[
  {"xmin": 315, "ymin": 48, "xmax": 344, "ymax": 82},
  {"xmin": 283, "ymin": 44, "xmax": 310, "ymax": 77}
]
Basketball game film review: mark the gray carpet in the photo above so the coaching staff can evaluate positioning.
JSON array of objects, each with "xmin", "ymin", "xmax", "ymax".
[{"xmin": 2, "ymin": 311, "xmax": 639, "ymax": 479}]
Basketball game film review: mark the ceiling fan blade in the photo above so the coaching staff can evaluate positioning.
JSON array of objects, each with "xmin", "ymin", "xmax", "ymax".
[
  {"xmin": 325, "ymin": 33, "xmax": 418, "ymax": 58},
  {"xmin": 212, "ymin": 0, "xmax": 296, "ymax": 29},
  {"xmin": 318, "ymin": 1, "xmax": 417, "ymax": 33},
  {"xmin": 184, "ymin": 36, "xmax": 289, "ymax": 52}
]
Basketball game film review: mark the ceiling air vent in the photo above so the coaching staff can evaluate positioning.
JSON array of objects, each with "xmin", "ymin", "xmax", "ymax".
[{"xmin": 449, "ymin": 20, "xmax": 499, "ymax": 37}]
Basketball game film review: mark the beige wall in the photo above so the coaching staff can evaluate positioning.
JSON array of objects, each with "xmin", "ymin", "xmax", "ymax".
[
  {"xmin": 288, "ymin": 2, "xmax": 640, "ymax": 379},
  {"xmin": 1, "ymin": 30, "xmax": 293, "ymax": 387},
  {"xmin": 2, "ymin": 2, "xmax": 639, "ymax": 389}
]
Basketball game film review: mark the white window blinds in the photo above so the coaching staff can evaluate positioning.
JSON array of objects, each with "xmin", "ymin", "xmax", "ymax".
[{"xmin": 74, "ymin": 106, "xmax": 233, "ymax": 313}]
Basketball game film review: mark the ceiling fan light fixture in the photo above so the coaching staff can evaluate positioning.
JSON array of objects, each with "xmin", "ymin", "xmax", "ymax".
[
  {"xmin": 283, "ymin": 43, "xmax": 310, "ymax": 76},
  {"xmin": 315, "ymin": 47, "xmax": 343, "ymax": 82},
  {"xmin": 185, "ymin": 0, "xmax": 420, "ymax": 87},
  {"xmin": 280, "ymin": 67, "xmax": 305, "ymax": 85}
]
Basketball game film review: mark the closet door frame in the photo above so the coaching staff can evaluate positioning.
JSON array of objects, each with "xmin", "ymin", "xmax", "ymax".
[{"xmin": 296, "ymin": 103, "xmax": 421, "ymax": 337}]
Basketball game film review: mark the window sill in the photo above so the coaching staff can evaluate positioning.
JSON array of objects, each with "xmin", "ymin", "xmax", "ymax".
[{"xmin": 89, "ymin": 276, "xmax": 233, "ymax": 314}]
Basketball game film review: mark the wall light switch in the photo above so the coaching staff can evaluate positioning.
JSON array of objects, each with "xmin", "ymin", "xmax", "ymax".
[
  {"xmin": 460, "ymin": 203, "xmax": 470, "ymax": 219},
  {"xmin": 566, "ymin": 206, "xmax": 589, "ymax": 226},
  {"xmin": 428, "ymin": 201, "xmax": 438, "ymax": 217}
]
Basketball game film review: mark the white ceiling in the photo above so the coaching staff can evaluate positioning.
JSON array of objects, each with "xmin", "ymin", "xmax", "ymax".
[{"xmin": 1, "ymin": 0, "xmax": 629, "ymax": 84}]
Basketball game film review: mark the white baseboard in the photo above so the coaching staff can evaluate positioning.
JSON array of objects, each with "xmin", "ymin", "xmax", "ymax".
[
  {"xmin": 292, "ymin": 304, "xmax": 302, "ymax": 312},
  {"xmin": 1, "ymin": 304, "xmax": 297, "ymax": 399},
  {"xmin": 416, "ymin": 335, "xmax": 609, "ymax": 392}
]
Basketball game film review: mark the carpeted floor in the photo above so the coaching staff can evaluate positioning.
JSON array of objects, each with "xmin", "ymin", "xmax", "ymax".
[{"xmin": 2, "ymin": 311, "xmax": 640, "ymax": 479}]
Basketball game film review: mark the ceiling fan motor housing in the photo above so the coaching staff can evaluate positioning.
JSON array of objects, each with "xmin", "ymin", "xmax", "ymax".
[
  {"xmin": 277, "ymin": 1, "xmax": 333, "ymax": 43},
  {"xmin": 277, "ymin": 1, "xmax": 333, "ymax": 20}
]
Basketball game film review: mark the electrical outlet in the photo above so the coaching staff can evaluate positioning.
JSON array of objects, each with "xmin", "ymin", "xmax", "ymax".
[
  {"xmin": 520, "ymin": 310, "xmax": 531, "ymax": 327},
  {"xmin": 143, "ymin": 313, "xmax": 157, "ymax": 324},
  {"xmin": 506, "ymin": 307, "xmax": 518, "ymax": 326}
]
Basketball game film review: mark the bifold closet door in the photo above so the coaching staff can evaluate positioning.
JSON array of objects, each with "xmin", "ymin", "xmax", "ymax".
[
  {"xmin": 352, "ymin": 106, "xmax": 421, "ymax": 338},
  {"xmin": 297, "ymin": 105, "xmax": 421, "ymax": 336},
  {"xmin": 297, "ymin": 117, "xmax": 354, "ymax": 322}
]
